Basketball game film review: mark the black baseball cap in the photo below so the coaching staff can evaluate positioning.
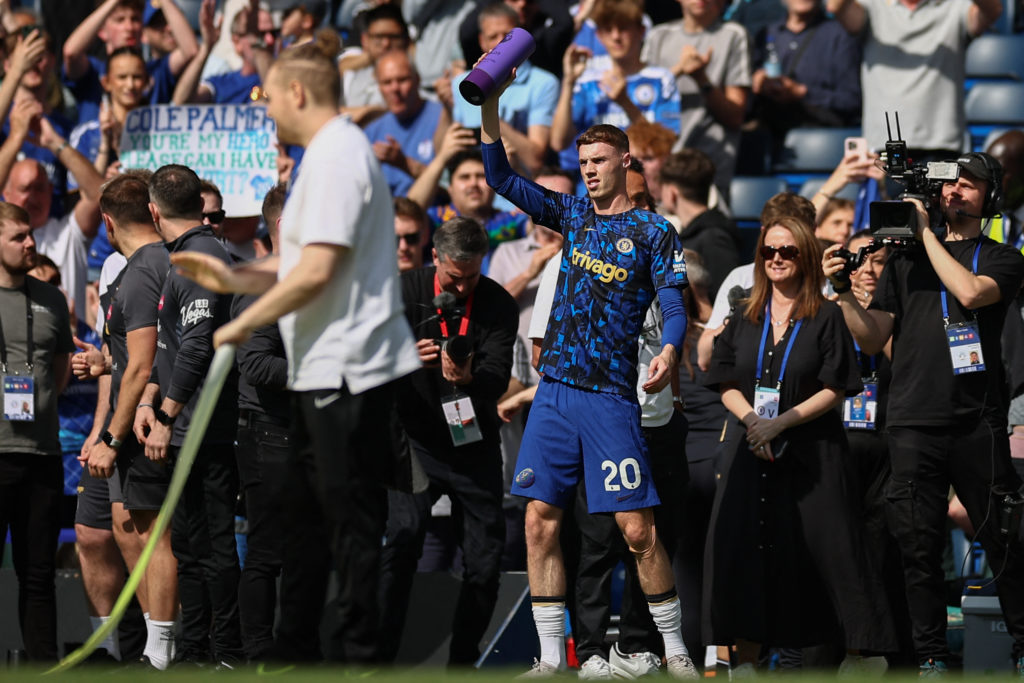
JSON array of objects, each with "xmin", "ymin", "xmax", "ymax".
[{"xmin": 954, "ymin": 152, "xmax": 1000, "ymax": 183}]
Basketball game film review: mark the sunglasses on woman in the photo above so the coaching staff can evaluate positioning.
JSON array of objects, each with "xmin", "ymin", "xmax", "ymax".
[{"xmin": 760, "ymin": 244, "xmax": 800, "ymax": 261}]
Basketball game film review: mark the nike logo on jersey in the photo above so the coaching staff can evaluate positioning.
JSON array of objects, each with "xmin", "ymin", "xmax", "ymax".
[{"xmin": 313, "ymin": 392, "xmax": 342, "ymax": 410}]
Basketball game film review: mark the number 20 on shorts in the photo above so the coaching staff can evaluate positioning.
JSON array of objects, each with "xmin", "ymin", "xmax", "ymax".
[{"xmin": 602, "ymin": 458, "xmax": 642, "ymax": 492}]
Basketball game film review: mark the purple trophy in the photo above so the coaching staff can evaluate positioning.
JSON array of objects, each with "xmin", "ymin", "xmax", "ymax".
[{"xmin": 459, "ymin": 27, "xmax": 536, "ymax": 105}]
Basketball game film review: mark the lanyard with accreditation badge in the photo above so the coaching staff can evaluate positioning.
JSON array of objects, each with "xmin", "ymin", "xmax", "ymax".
[
  {"xmin": 0, "ymin": 285, "xmax": 35, "ymax": 422},
  {"xmin": 843, "ymin": 340, "xmax": 878, "ymax": 430},
  {"xmin": 433, "ymin": 274, "xmax": 482, "ymax": 446},
  {"xmin": 941, "ymin": 242, "xmax": 986, "ymax": 376},
  {"xmin": 753, "ymin": 302, "xmax": 802, "ymax": 422}
]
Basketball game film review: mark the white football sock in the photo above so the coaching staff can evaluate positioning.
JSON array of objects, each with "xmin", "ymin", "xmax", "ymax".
[
  {"xmin": 532, "ymin": 601, "xmax": 566, "ymax": 669},
  {"xmin": 144, "ymin": 619, "xmax": 177, "ymax": 670}
]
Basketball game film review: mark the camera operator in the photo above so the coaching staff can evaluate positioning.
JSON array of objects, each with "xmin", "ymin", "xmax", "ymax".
[
  {"xmin": 381, "ymin": 216, "xmax": 519, "ymax": 665},
  {"xmin": 823, "ymin": 152, "xmax": 1024, "ymax": 675}
]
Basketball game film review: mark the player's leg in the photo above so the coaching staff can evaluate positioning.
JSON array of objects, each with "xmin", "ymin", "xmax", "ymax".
[
  {"xmin": 614, "ymin": 508, "xmax": 695, "ymax": 678},
  {"xmin": 75, "ymin": 468, "xmax": 124, "ymax": 660},
  {"xmin": 120, "ymin": 445, "xmax": 179, "ymax": 668},
  {"xmin": 512, "ymin": 379, "xmax": 581, "ymax": 673},
  {"xmin": 132, "ymin": 508, "xmax": 178, "ymax": 669},
  {"xmin": 577, "ymin": 391, "xmax": 694, "ymax": 677},
  {"xmin": 525, "ymin": 499, "xmax": 567, "ymax": 671}
]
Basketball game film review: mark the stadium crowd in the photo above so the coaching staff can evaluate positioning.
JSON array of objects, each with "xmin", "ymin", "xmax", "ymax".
[{"xmin": 2, "ymin": 0, "xmax": 1024, "ymax": 676}]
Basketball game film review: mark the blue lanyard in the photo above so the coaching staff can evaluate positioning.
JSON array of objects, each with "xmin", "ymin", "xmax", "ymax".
[
  {"xmin": 939, "ymin": 242, "xmax": 981, "ymax": 323},
  {"xmin": 852, "ymin": 338, "xmax": 876, "ymax": 374},
  {"xmin": 755, "ymin": 302, "xmax": 803, "ymax": 390}
]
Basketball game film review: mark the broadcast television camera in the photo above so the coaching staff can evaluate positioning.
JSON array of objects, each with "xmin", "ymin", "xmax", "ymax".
[
  {"xmin": 868, "ymin": 112, "xmax": 960, "ymax": 241},
  {"xmin": 831, "ymin": 113, "xmax": 960, "ymax": 285}
]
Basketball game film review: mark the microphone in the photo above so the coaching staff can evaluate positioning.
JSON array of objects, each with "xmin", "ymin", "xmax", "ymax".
[
  {"xmin": 416, "ymin": 291, "xmax": 462, "ymax": 330},
  {"xmin": 727, "ymin": 285, "xmax": 747, "ymax": 313},
  {"xmin": 433, "ymin": 291, "xmax": 456, "ymax": 313},
  {"xmin": 955, "ymin": 209, "xmax": 986, "ymax": 220}
]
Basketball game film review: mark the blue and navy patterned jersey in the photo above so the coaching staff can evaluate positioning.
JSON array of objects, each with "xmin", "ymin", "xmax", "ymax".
[{"xmin": 483, "ymin": 141, "xmax": 687, "ymax": 396}]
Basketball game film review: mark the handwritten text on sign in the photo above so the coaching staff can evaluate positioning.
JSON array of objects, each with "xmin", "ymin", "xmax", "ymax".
[{"xmin": 120, "ymin": 105, "xmax": 278, "ymax": 217}]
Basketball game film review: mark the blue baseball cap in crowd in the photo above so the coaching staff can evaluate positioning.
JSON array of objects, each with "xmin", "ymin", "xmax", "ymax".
[{"xmin": 143, "ymin": 0, "xmax": 164, "ymax": 27}]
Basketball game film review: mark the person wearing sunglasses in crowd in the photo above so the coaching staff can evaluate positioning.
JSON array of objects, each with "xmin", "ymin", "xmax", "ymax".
[
  {"xmin": 704, "ymin": 216, "xmax": 895, "ymax": 674},
  {"xmin": 394, "ymin": 196, "xmax": 430, "ymax": 272}
]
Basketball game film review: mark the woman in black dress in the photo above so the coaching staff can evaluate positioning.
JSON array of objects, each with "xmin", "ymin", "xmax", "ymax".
[{"xmin": 704, "ymin": 217, "xmax": 894, "ymax": 670}]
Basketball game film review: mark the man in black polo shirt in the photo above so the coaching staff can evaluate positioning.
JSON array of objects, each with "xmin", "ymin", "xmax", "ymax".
[
  {"xmin": 824, "ymin": 152, "xmax": 1024, "ymax": 675},
  {"xmin": 135, "ymin": 164, "xmax": 242, "ymax": 667},
  {"xmin": 81, "ymin": 172, "xmax": 178, "ymax": 669},
  {"xmin": 381, "ymin": 217, "xmax": 518, "ymax": 665}
]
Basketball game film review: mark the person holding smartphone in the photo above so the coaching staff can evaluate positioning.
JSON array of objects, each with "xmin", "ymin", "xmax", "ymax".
[{"xmin": 704, "ymin": 216, "xmax": 894, "ymax": 673}]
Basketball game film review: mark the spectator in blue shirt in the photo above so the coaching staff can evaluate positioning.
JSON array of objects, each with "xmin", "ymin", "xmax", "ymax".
[
  {"xmin": 61, "ymin": 0, "xmax": 198, "ymax": 124},
  {"xmin": 186, "ymin": 1, "xmax": 275, "ymax": 104},
  {"xmin": 443, "ymin": 3, "xmax": 559, "ymax": 177},
  {"xmin": 363, "ymin": 50, "xmax": 444, "ymax": 197},
  {"xmin": 551, "ymin": 0, "xmax": 680, "ymax": 177},
  {"xmin": 750, "ymin": 0, "xmax": 861, "ymax": 136}
]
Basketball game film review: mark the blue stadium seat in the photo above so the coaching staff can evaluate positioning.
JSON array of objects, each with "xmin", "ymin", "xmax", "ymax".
[
  {"xmin": 730, "ymin": 176, "xmax": 789, "ymax": 222},
  {"xmin": 772, "ymin": 127, "xmax": 863, "ymax": 192},
  {"xmin": 965, "ymin": 82, "xmax": 1024, "ymax": 150},
  {"xmin": 965, "ymin": 34, "xmax": 1024, "ymax": 82},
  {"xmin": 730, "ymin": 176, "xmax": 787, "ymax": 257}
]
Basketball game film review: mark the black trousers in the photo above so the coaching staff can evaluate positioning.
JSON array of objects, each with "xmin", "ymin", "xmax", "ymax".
[
  {"xmin": 378, "ymin": 439, "xmax": 505, "ymax": 665},
  {"xmin": 0, "ymin": 453, "xmax": 62, "ymax": 661},
  {"xmin": 170, "ymin": 442, "xmax": 242, "ymax": 663},
  {"xmin": 572, "ymin": 411, "xmax": 689, "ymax": 662},
  {"xmin": 235, "ymin": 413, "xmax": 290, "ymax": 661},
  {"xmin": 273, "ymin": 383, "xmax": 392, "ymax": 664},
  {"xmin": 674, "ymin": 451, "xmax": 718, "ymax": 653},
  {"xmin": 887, "ymin": 421, "xmax": 1024, "ymax": 663}
]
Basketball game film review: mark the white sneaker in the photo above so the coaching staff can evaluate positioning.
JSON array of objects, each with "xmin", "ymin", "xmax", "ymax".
[
  {"xmin": 608, "ymin": 644, "xmax": 661, "ymax": 678},
  {"xmin": 519, "ymin": 658, "xmax": 561, "ymax": 678},
  {"xmin": 666, "ymin": 653, "xmax": 700, "ymax": 680},
  {"xmin": 579, "ymin": 655, "xmax": 613, "ymax": 679}
]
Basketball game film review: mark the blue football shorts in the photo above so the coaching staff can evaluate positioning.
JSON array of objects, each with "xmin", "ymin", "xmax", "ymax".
[{"xmin": 511, "ymin": 377, "xmax": 661, "ymax": 513}]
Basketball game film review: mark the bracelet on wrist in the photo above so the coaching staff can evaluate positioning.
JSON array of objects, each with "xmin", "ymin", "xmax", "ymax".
[
  {"xmin": 816, "ymin": 190, "xmax": 835, "ymax": 200},
  {"xmin": 137, "ymin": 402, "xmax": 154, "ymax": 409},
  {"xmin": 53, "ymin": 140, "xmax": 69, "ymax": 156}
]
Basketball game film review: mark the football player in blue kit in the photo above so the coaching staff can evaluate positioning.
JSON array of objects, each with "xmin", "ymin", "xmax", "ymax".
[{"xmin": 480, "ymin": 76, "xmax": 696, "ymax": 678}]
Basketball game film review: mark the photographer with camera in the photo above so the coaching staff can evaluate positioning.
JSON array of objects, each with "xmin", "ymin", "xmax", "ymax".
[
  {"xmin": 823, "ymin": 152, "xmax": 1024, "ymax": 676},
  {"xmin": 381, "ymin": 216, "xmax": 519, "ymax": 665}
]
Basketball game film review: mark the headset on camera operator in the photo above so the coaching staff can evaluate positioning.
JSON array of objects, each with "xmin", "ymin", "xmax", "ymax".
[{"xmin": 823, "ymin": 151, "xmax": 1024, "ymax": 675}]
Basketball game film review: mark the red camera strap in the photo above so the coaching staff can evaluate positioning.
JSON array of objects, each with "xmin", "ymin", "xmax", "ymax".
[{"xmin": 434, "ymin": 273, "xmax": 474, "ymax": 338}]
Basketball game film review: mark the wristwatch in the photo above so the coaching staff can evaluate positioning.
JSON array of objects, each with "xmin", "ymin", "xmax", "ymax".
[
  {"xmin": 154, "ymin": 407, "xmax": 176, "ymax": 426},
  {"xmin": 101, "ymin": 430, "xmax": 122, "ymax": 450}
]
